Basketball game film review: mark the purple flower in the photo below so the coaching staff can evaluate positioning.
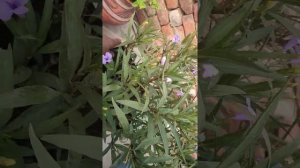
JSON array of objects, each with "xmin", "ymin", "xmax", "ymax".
[
  {"xmin": 231, "ymin": 113, "xmax": 251, "ymax": 121},
  {"xmin": 284, "ymin": 36, "xmax": 300, "ymax": 64},
  {"xmin": 192, "ymin": 68, "xmax": 197, "ymax": 75},
  {"xmin": 0, "ymin": 0, "xmax": 29, "ymax": 21},
  {"xmin": 176, "ymin": 90, "xmax": 184, "ymax": 97},
  {"xmin": 161, "ymin": 56, "xmax": 166, "ymax": 65},
  {"xmin": 272, "ymin": 163, "xmax": 282, "ymax": 168},
  {"xmin": 172, "ymin": 34, "xmax": 180, "ymax": 43},
  {"xmin": 102, "ymin": 52, "xmax": 113, "ymax": 64},
  {"xmin": 290, "ymin": 58, "xmax": 300, "ymax": 64},
  {"xmin": 284, "ymin": 36, "xmax": 300, "ymax": 53},
  {"xmin": 202, "ymin": 64, "xmax": 219, "ymax": 78}
]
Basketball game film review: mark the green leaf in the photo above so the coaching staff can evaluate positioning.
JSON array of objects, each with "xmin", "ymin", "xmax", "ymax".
[
  {"xmin": 12, "ymin": 100, "xmax": 84, "ymax": 139},
  {"xmin": 0, "ymin": 86, "xmax": 60, "ymax": 108},
  {"xmin": 147, "ymin": 115, "xmax": 155, "ymax": 138},
  {"xmin": 144, "ymin": 155, "xmax": 173, "ymax": 164},
  {"xmin": 142, "ymin": 88, "xmax": 150, "ymax": 113},
  {"xmin": 112, "ymin": 98, "xmax": 129, "ymax": 132},
  {"xmin": 157, "ymin": 118, "xmax": 169, "ymax": 155},
  {"xmin": 59, "ymin": 0, "xmax": 85, "ymax": 82},
  {"xmin": 159, "ymin": 108, "xmax": 179, "ymax": 115},
  {"xmin": 122, "ymin": 51, "xmax": 130, "ymax": 83},
  {"xmin": 217, "ymin": 85, "xmax": 286, "ymax": 168},
  {"xmin": 234, "ymin": 27, "xmax": 274, "ymax": 49},
  {"xmin": 268, "ymin": 12, "xmax": 300, "ymax": 38},
  {"xmin": 171, "ymin": 123, "xmax": 186, "ymax": 163},
  {"xmin": 116, "ymin": 100, "xmax": 144, "ymax": 111},
  {"xmin": 77, "ymin": 85, "xmax": 102, "ymax": 118},
  {"xmin": 158, "ymin": 82, "xmax": 168, "ymax": 108},
  {"xmin": 4, "ymin": 96, "xmax": 66, "ymax": 132},
  {"xmin": 206, "ymin": 85, "xmax": 246, "ymax": 97},
  {"xmin": 200, "ymin": 49, "xmax": 298, "ymax": 60},
  {"xmin": 261, "ymin": 129, "xmax": 272, "ymax": 168},
  {"xmin": 129, "ymin": 86, "xmax": 141, "ymax": 103},
  {"xmin": 27, "ymin": 72, "xmax": 65, "ymax": 91},
  {"xmin": 14, "ymin": 66, "xmax": 32, "ymax": 84},
  {"xmin": 206, "ymin": 57, "xmax": 285, "ymax": 80},
  {"xmin": 29, "ymin": 124, "xmax": 61, "ymax": 168},
  {"xmin": 199, "ymin": 0, "xmax": 215, "ymax": 38},
  {"xmin": 41, "ymin": 134, "xmax": 101, "ymax": 161},
  {"xmin": 38, "ymin": 40, "xmax": 63, "ymax": 54},
  {"xmin": 205, "ymin": 2, "xmax": 252, "ymax": 48},
  {"xmin": 103, "ymin": 84, "xmax": 121, "ymax": 93},
  {"xmin": 135, "ymin": 136, "xmax": 160, "ymax": 150},
  {"xmin": 37, "ymin": 0, "xmax": 54, "ymax": 46},
  {"xmin": 0, "ymin": 47, "xmax": 13, "ymax": 127}
]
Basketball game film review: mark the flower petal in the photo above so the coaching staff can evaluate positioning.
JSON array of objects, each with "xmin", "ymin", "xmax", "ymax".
[
  {"xmin": 284, "ymin": 36, "xmax": 299, "ymax": 52},
  {"xmin": 272, "ymin": 163, "xmax": 282, "ymax": 168},
  {"xmin": 290, "ymin": 58, "xmax": 300, "ymax": 64},
  {"xmin": 13, "ymin": 6, "xmax": 28, "ymax": 15},
  {"xmin": 160, "ymin": 56, "xmax": 166, "ymax": 65},
  {"xmin": 0, "ymin": 2, "xmax": 13, "ymax": 21},
  {"xmin": 172, "ymin": 34, "xmax": 180, "ymax": 43},
  {"xmin": 232, "ymin": 113, "xmax": 251, "ymax": 121},
  {"xmin": 202, "ymin": 64, "xmax": 219, "ymax": 78},
  {"xmin": 15, "ymin": 0, "xmax": 28, "ymax": 6},
  {"xmin": 295, "ymin": 44, "xmax": 300, "ymax": 53}
]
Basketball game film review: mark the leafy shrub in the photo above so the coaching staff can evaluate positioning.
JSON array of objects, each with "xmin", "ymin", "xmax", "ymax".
[{"xmin": 102, "ymin": 21, "xmax": 198, "ymax": 167}]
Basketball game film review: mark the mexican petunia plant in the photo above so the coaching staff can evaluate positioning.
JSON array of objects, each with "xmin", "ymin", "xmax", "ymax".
[
  {"xmin": 102, "ymin": 21, "xmax": 198, "ymax": 167},
  {"xmin": 199, "ymin": 0, "xmax": 300, "ymax": 167}
]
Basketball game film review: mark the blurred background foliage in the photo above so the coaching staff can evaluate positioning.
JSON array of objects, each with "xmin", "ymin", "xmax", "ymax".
[
  {"xmin": 199, "ymin": 0, "xmax": 300, "ymax": 167},
  {"xmin": 0, "ymin": 0, "xmax": 101, "ymax": 167}
]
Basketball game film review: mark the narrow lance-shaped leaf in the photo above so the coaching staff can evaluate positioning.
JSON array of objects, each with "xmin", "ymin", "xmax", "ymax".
[
  {"xmin": 29, "ymin": 124, "xmax": 61, "ymax": 168},
  {"xmin": 157, "ymin": 118, "xmax": 169, "ymax": 155},
  {"xmin": 171, "ymin": 123, "xmax": 186, "ymax": 163},
  {"xmin": 135, "ymin": 136, "xmax": 160, "ymax": 150},
  {"xmin": 147, "ymin": 114, "xmax": 155, "ymax": 138},
  {"xmin": 41, "ymin": 134, "xmax": 101, "ymax": 161},
  {"xmin": 205, "ymin": 2, "xmax": 252, "ymax": 48},
  {"xmin": 122, "ymin": 50, "xmax": 131, "ymax": 83},
  {"xmin": 0, "ymin": 86, "xmax": 60, "ymax": 108},
  {"xmin": 59, "ymin": 0, "xmax": 84, "ymax": 82},
  {"xmin": 78, "ymin": 85, "xmax": 102, "ymax": 119},
  {"xmin": 206, "ymin": 85, "xmax": 246, "ymax": 97},
  {"xmin": 0, "ymin": 47, "xmax": 13, "ymax": 127},
  {"xmin": 112, "ymin": 98, "xmax": 129, "ymax": 132},
  {"xmin": 37, "ymin": 0, "xmax": 54, "ymax": 46},
  {"xmin": 144, "ymin": 155, "xmax": 173, "ymax": 164},
  {"xmin": 268, "ymin": 12, "xmax": 300, "ymax": 38},
  {"xmin": 116, "ymin": 100, "xmax": 144, "ymax": 111},
  {"xmin": 199, "ymin": 0, "xmax": 215, "ymax": 38}
]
